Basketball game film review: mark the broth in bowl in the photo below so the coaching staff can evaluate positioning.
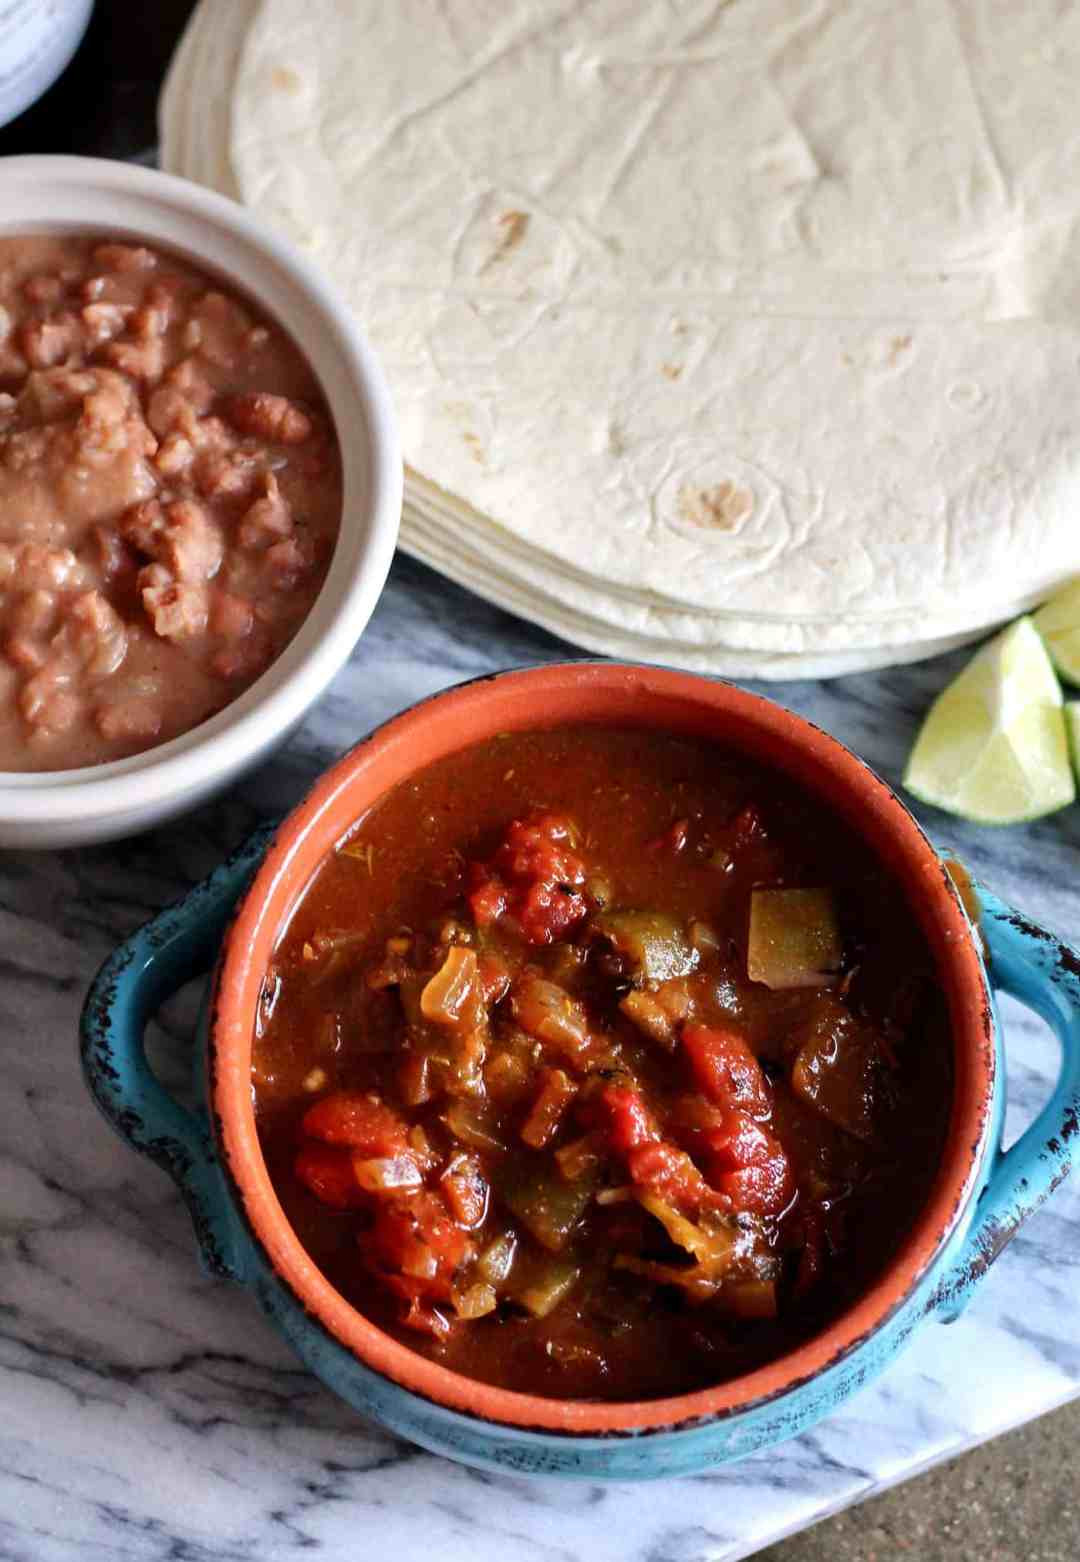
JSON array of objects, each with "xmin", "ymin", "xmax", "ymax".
[{"xmin": 253, "ymin": 725, "xmax": 953, "ymax": 1402}]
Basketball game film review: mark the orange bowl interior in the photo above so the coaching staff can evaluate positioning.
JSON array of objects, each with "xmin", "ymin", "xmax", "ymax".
[{"xmin": 211, "ymin": 664, "xmax": 994, "ymax": 1435}]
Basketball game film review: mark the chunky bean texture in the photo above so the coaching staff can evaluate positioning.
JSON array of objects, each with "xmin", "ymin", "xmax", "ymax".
[{"xmin": 0, "ymin": 235, "xmax": 340, "ymax": 770}]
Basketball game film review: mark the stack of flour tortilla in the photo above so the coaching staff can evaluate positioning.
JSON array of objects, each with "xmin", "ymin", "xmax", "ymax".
[{"xmin": 160, "ymin": 0, "xmax": 1080, "ymax": 678}]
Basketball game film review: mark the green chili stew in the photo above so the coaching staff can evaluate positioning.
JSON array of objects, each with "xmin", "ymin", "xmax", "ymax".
[{"xmin": 253, "ymin": 726, "xmax": 953, "ymax": 1402}]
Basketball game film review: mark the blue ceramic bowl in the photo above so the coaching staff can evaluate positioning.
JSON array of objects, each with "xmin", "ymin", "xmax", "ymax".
[{"xmin": 79, "ymin": 666, "xmax": 1080, "ymax": 1479}]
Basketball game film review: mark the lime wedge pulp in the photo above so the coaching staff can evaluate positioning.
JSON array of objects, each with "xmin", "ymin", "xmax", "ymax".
[
  {"xmin": 1067, "ymin": 703, "xmax": 1080, "ymax": 779},
  {"xmin": 903, "ymin": 617, "xmax": 1075, "ymax": 824},
  {"xmin": 1033, "ymin": 578, "xmax": 1080, "ymax": 685}
]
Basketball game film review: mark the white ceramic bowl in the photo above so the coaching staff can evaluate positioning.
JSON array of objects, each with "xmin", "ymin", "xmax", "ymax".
[
  {"xmin": 0, "ymin": 2, "xmax": 94, "ymax": 130},
  {"xmin": 0, "ymin": 155, "xmax": 402, "ymax": 848}
]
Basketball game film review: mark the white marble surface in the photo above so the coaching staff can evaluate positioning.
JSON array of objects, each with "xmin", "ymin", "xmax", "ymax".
[{"xmin": 2, "ymin": 555, "xmax": 1079, "ymax": 1562}]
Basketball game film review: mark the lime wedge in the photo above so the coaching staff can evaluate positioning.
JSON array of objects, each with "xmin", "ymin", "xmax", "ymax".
[
  {"xmin": 1033, "ymin": 579, "xmax": 1080, "ymax": 685},
  {"xmin": 903, "ymin": 617, "xmax": 1074, "ymax": 824},
  {"xmin": 1067, "ymin": 703, "xmax": 1080, "ymax": 778}
]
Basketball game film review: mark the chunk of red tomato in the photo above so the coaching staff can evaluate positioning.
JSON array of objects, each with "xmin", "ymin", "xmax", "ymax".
[
  {"xmin": 362, "ymin": 1191, "xmax": 470, "ymax": 1301},
  {"xmin": 382, "ymin": 1275, "xmax": 452, "ymax": 1338},
  {"xmin": 516, "ymin": 878, "xmax": 587, "ymax": 946},
  {"xmin": 626, "ymin": 1140, "xmax": 722, "ymax": 1215},
  {"xmin": 710, "ymin": 1155, "xmax": 793, "ymax": 1219},
  {"xmin": 301, "ymin": 1091, "xmax": 408, "ymax": 1155},
  {"xmin": 594, "ymin": 1083, "xmax": 660, "ymax": 1154},
  {"xmin": 467, "ymin": 812, "xmax": 588, "ymax": 945},
  {"xmin": 665, "ymin": 1093, "xmax": 728, "ymax": 1156},
  {"xmin": 703, "ymin": 1107, "xmax": 794, "ymax": 1218},
  {"xmin": 704, "ymin": 1109, "xmax": 775, "ymax": 1170},
  {"xmin": 681, "ymin": 1024, "xmax": 772, "ymax": 1118},
  {"xmin": 294, "ymin": 1143, "xmax": 368, "ymax": 1210},
  {"xmin": 586, "ymin": 1085, "xmax": 720, "ymax": 1213},
  {"xmin": 469, "ymin": 876, "xmax": 509, "ymax": 926}
]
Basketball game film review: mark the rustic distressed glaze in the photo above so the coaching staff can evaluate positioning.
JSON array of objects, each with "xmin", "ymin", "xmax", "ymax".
[{"xmin": 80, "ymin": 665, "xmax": 1080, "ymax": 1479}]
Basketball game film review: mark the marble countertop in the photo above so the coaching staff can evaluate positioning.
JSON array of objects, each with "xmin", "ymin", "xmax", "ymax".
[
  {"xmin": 2, "ymin": 554, "xmax": 1079, "ymax": 1561},
  {"xmin": 2, "ymin": 8, "xmax": 1079, "ymax": 1549}
]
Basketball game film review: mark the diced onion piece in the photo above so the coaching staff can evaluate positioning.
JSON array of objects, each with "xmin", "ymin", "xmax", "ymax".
[
  {"xmin": 689, "ymin": 919, "xmax": 721, "ymax": 957},
  {"xmin": 484, "ymin": 1047, "xmax": 533, "ymax": 1106},
  {"xmin": 747, "ymin": 888, "xmax": 841, "ymax": 991},
  {"xmin": 399, "ymin": 1052, "xmax": 435, "ymax": 1107},
  {"xmin": 554, "ymin": 1132, "xmax": 606, "ymax": 1182},
  {"xmin": 636, "ymin": 1190, "xmax": 735, "ymax": 1274},
  {"xmin": 477, "ymin": 1230, "xmax": 519, "ymax": 1287},
  {"xmin": 399, "ymin": 1245, "xmax": 440, "ymax": 1282},
  {"xmin": 657, "ymin": 979, "xmax": 692, "ymax": 1021},
  {"xmin": 407, "ymin": 1124, "xmax": 436, "ymax": 1168},
  {"xmin": 619, "ymin": 989, "xmax": 679, "ymax": 1048},
  {"xmin": 594, "ymin": 911, "xmax": 699, "ymax": 984},
  {"xmin": 351, "ymin": 1153, "xmax": 423, "ymax": 1194},
  {"xmin": 513, "ymin": 1258, "xmax": 581, "ymax": 1318},
  {"xmin": 420, "ymin": 946, "xmax": 482, "ymax": 1028},
  {"xmin": 452, "ymin": 1281, "xmax": 498, "ymax": 1320},
  {"xmin": 440, "ymin": 1152, "xmax": 490, "ymax": 1227},
  {"xmin": 445, "ymin": 1025, "xmax": 488, "ymax": 1099},
  {"xmin": 443, "ymin": 1097, "xmax": 508, "ymax": 1153},
  {"xmin": 511, "ymin": 975, "xmax": 592, "ymax": 1061},
  {"xmin": 585, "ymin": 874, "xmax": 613, "ymax": 909},
  {"xmin": 520, "ymin": 1067, "xmax": 578, "ymax": 1148},
  {"xmin": 722, "ymin": 1278, "xmax": 778, "ymax": 1319},
  {"xmin": 595, "ymin": 1185, "xmax": 635, "ymax": 1205}
]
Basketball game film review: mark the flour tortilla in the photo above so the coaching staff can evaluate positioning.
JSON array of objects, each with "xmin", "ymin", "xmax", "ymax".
[
  {"xmin": 401, "ymin": 499, "xmax": 982, "ymax": 677},
  {"xmin": 225, "ymin": 0, "xmax": 1080, "ymax": 640},
  {"xmin": 158, "ymin": 0, "xmax": 249, "ymax": 200},
  {"xmin": 160, "ymin": 2, "xmax": 1076, "ymax": 672},
  {"xmin": 162, "ymin": 1, "xmax": 1001, "ymax": 673},
  {"xmin": 403, "ymin": 470, "xmax": 1031, "ymax": 653}
]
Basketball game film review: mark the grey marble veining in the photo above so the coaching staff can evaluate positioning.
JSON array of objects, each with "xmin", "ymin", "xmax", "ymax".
[{"xmin": 2, "ymin": 554, "xmax": 1079, "ymax": 1562}]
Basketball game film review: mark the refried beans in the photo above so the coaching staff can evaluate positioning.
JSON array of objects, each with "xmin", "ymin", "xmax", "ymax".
[{"xmin": 0, "ymin": 235, "xmax": 342, "ymax": 771}]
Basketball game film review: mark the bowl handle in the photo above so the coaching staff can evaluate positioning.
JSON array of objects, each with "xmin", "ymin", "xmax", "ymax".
[
  {"xmin": 932, "ymin": 879, "xmax": 1080, "ymax": 1318},
  {"xmin": 79, "ymin": 824, "xmax": 275, "ymax": 1283}
]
